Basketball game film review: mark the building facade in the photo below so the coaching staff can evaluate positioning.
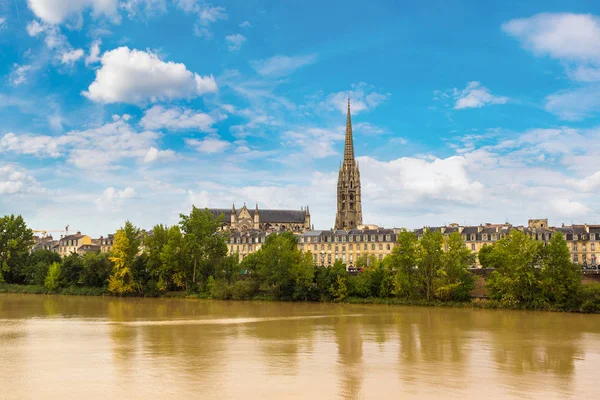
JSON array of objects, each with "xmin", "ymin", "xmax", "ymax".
[
  {"xmin": 334, "ymin": 98, "xmax": 363, "ymax": 230},
  {"xmin": 208, "ymin": 203, "xmax": 311, "ymax": 233},
  {"xmin": 57, "ymin": 233, "xmax": 91, "ymax": 256}
]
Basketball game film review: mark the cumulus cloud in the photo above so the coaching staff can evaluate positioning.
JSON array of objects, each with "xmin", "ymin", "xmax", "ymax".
[
  {"xmin": 0, "ymin": 132, "xmax": 75, "ymax": 157},
  {"xmin": 120, "ymin": 0, "xmax": 167, "ymax": 19},
  {"xmin": 226, "ymin": 33, "xmax": 246, "ymax": 51},
  {"xmin": 250, "ymin": 54, "xmax": 317, "ymax": 77},
  {"xmin": 0, "ymin": 164, "xmax": 42, "ymax": 195},
  {"xmin": 26, "ymin": 0, "xmax": 119, "ymax": 25},
  {"xmin": 452, "ymin": 81, "xmax": 508, "ymax": 109},
  {"xmin": 186, "ymin": 136, "xmax": 231, "ymax": 153},
  {"xmin": 550, "ymin": 198, "xmax": 591, "ymax": 217},
  {"xmin": 283, "ymin": 127, "xmax": 344, "ymax": 159},
  {"xmin": 239, "ymin": 20, "xmax": 251, "ymax": 28},
  {"xmin": 544, "ymin": 85, "xmax": 600, "ymax": 121},
  {"xmin": 95, "ymin": 186, "xmax": 136, "ymax": 211},
  {"xmin": 82, "ymin": 47, "xmax": 217, "ymax": 104},
  {"xmin": 175, "ymin": 1, "xmax": 227, "ymax": 37},
  {"xmin": 140, "ymin": 105, "xmax": 223, "ymax": 132},
  {"xmin": 325, "ymin": 82, "xmax": 389, "ymax": 114},
  {"xmin": 503, "ymin": 13, "xmax": 600, "ymax": 64}
]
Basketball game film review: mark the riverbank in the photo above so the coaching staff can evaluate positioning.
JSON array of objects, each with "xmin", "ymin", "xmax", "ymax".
[{"xmin": 2, "ymin": 282, "xmax": 599, "ymax": 314}]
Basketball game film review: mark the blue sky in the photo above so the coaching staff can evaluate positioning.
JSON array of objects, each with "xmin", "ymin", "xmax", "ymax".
[{"xmin": 2, "ymin": 1, "xmax": 600, "ymax": 236}]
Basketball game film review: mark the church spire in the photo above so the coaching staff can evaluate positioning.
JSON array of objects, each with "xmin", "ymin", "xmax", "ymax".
[{"xmin": 344, "ymin": 97, "xmax": 355, "ymax": 165}]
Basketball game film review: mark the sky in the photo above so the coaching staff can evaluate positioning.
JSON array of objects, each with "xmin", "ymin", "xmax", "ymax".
[{"xmin": 2, "ymin": 1, "xmax": 600, "ymax": 236}]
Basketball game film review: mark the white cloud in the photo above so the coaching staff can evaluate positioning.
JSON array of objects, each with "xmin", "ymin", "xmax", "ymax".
[
  {"xmin": 550, "ymin": 198, "xmax": 591, "ymax": 217},
  {"xmin": 0, "ymin": 17, "xmax": 5, "ymax": 28},
  {"xmin": 82, "ymin": 46, "xmax": 217, "ymax": 104},
  {"xmin": 186, "ymin": 136, "xmax": 231, "ymax": 153},
  {"xmin": 120, "ymin": 0, "xmax": 167, "ymax": 19},
  {"xmin": 452, "ymin": 81, "xmax": 508, "ymax": 109},
  {"xmin": 502, "ymin": 13, "xmax": 600, "ymax": 64},
  {"xmin": 26, "ymin": 0, "xmax": 119, "ymax": 25},
  {"xmin": 140, "ymin": 105, "xmax": 223, "ymax": 132},
  {"xmin": 239, "ymin": 20, "xmax": 251, "ymax": 28},
  {"xmin": 199, "ymin": 5, "xmax": 227, "ymax": 24},
  {"xmin": 566, "ymin": 171, "xmax": 600, "ymax": 192},
  {"xmin": 95, "ymin": 186, "xmax": 136, "ymax": 211},
  {"xmin": 143, "ymin": 146, "xmax": 175, "ymax": 163},
  {"xmin": 175, "ymin": 1, "xmax": 226, "ymax": 36},
  {"xmin": 26, "ymin": 20, "xmax": 46, "ymax": 36},
  {"xmin": 85, "ymin": 40, "xmax": 101, "ymax": 65},
  {"xmin": 60, "ymin": 48, "xmax": 84, "ymax": 65},
  {"xmin": 226, "ymin": 33, "xmax": 246, "ymax": 51},
  {"xmin": 283, "ymin": 127, "xmax": 344, "ymax": 159},
  {"xmin": 0, "ymin": 117, "xmax": 175, "ymax": 169},
  {"xmin": 9, "ymin": 64, "xmax": 33, "ymax": 86},
  {"xmin": 325, "ymin": 82, "xmax": 389, "ymax": 114},
  {"xmin": 544, "ymin": 85, "xmax": 600, "ymax": 120},
  {"xmin": 0, "ymin": 164, "xmax": 42, "ymax": 195},
  {"xmin": 250, "ymin": 54, "xmax": 317, "ymax": 77}
]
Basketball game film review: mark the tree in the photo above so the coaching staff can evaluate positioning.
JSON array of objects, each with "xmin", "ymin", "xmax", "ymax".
[
  {"xmin": 0, "ymin": 214, "xmax": 34, "ymax": 283},
  {"xmin": 477, "ymin": 244, "xmax": 497, "ymax": 269},
  {"xmin": 160, "ymin": 225, "xmax": 186, "ymax": 290},
  {"xmin": 540, "ymin": 232, "xmax": 581, "ymax": 307},
  {"xmin": 108, "ymin": 221, "xmax": 140, "ymax": 294},
  {"xmin": 80, "ymin": 252, "xmax": 112, "ymax": 287},
  {"xmin": 485, "ymin": 230, "xmax": 543, "ymax": 305},
  {"xmin": 23, "ymin": 250, "xmax": 61, "ymax": 285},
  {"xmin": 417, "ymin": 229, "xmax": 444, "ymax": 301},
  {"xmin": 179, "ymin": 207, "xmax": 228, "ymax": 288},
  {"xmin": 386, "ymin": 230, "xmax": 419, "ymax": 298},
  {"xmin": 144, "ymin": 224, "xmax": 169, "ymax": 286},
  {"xmin": 44, "ymin": 262, "xmax": 61, "ymax": 291},
  {"xmin": 438, "ymin": 232, "xmax": 475, "ymax": 301},
  {"xmin": 60, "ymin": 253, "xmax": 84, "ymax": 286}
]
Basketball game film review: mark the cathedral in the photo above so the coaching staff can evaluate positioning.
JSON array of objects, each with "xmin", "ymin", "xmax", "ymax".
[
  {"xmin": 207, "ymin": 203, "xmax": 311, "ymax": 233},
  {"xmin": 334, "ymin": 98, "xmax": 363, "ymax": 230}
]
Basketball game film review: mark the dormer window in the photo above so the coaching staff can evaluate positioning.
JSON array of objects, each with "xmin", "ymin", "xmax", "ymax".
[
  {"xmin": 591, "ymin": 234, "xmax": 596, "ymax": 241},
  {"xmin": 491, "ymin": 234, "xmax": 497, "ymax": 241},
  {"xmin": 483, "ymin": 234, "xmax": 488, "ymax": 241},
  {"xmin": 574, "ymin": 235, "xmax": 579, "ymax": 241},
  {"xmin": 470, "ymin": 234, "xmax": 475, "ymax": 241}
]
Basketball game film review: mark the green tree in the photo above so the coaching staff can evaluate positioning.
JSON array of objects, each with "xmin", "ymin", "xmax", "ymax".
[
  {"xmin": 540, "ymin": 232, "xmax": 581, "ymax": 307},
  {"xmin": 0, "ymin": 214, "xmax": 34, "ymax": 283},
  {"xmin": 215, "ymin": 254, "xmax": 241, "ymax": 284},
  {"xmin": 485, "ymin": 230, "xmax": 543, "ymax": 305},
  {"xmin": 179, "ymin": 207, "xmax": 228, "ymax": 288},
  {"xmin": 160, "ymin": 225, "xmax": 186, "ymax": 290},
  {"xmin": 144, "ymin": 224, "xmax": 169, "ymax": 286},
  {"xmin": 437, "ymin": 232, "xmax": 475, "ymax": 301},
  {"xmin": 417, "ymin": 229, "xmax": 444, "ymax": 301},
  {"xmin": 80, "ymin": 252, "xmax": 112, "ymax": 287},
  {"xmin": 60, "ymin": 253, "xmax": 84, "ymax": 286},
  {"xmin": 477, "ymin": 244, "xmax": 497, "ymax": 268},
  {"xmin": 44, "ymin": 262, "xmax": 61, "ymax": 291},
  {"xmin": 386, "ymin": 230, "xmax": 419, "ymax": 298},
  {"xmin": 23, "ymin": 250, "xmax": 61, "ymax": 285},
  {"xmin": 108, "ymin": 221, "xmax": 140, "ymax": 294}
]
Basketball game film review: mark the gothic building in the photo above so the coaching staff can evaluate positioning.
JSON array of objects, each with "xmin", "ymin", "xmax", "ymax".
[
  {"xmin": 207, "ymin": 203, "xmax": 311, "ymax": 233},
  {"xmin": 335, "ymin": 98, "xmax": 363, "ymax": 230}
]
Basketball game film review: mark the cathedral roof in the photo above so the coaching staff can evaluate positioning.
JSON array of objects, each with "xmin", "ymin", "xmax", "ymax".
[{"xmin": 206, "ymin": 208, "xmax": 306, "ymax": 223}]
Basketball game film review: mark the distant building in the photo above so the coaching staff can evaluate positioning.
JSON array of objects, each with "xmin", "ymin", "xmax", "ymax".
[
  {"xmin": 207, "ymin": 203, "xmax": 311, "ymax": 233},
  {"xmin": 57, "ymin": 233, "xmax": 91, "ymax": 256}
]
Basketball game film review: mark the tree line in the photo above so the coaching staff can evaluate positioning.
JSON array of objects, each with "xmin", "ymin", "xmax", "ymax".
[{"xmin": 1, "ymin": 211, "xmax": 599, "ymax": 312}]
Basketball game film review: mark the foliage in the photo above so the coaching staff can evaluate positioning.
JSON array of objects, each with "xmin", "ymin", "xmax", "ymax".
[
  {"xmin": 108, "ymin": 221, "xmax": 140, "ymax": 294},
  {"xmin": 44, "ymin": 262, "xmax": 61, "ymax": 290},
  {"xmin": 477, "ymin": 244, "xmax": 496, "ymax": 268},
  {"xmin": 437, "ymin": 232, "xmax": 475, "ymax": 301},
  {"xmin": 61, "ymin": 253, "xmax": 84, "ymax": 286},
  {"xmin": 417, "ymin": 229, "xmax": 444, "ymax": 301},
  {"xmin": 0, "ymin": 214, "xmax": 34, "ymax": 283},
  {"xmin": 485, "ymin": 230, "xmax": 543, "ymax": 305},
  {"xmin": 386, "ymin": 230, "xmax": 418, "ymax": 298},
  {"xmin": 23, "ymin": 250, "xmax": 61, "ymax": 285},
  {"xmin": 539, "ymin": 232, "xmax": 582, "ymax": 307},
  {"xmin": 80, "ymin": 252, "xmax": 112, "ymax": 287},
  {"xmin": 579, "ymin": 283, "xmax": 600, "ymax": 313}
]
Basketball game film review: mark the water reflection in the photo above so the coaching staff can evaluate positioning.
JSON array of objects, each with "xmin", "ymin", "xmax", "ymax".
[{"xmin": 2, "ymin": 294, "xmax": 600, "ymax": 399}]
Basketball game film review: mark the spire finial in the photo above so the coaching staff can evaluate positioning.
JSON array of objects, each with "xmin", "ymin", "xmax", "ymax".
[{"xmin": 344, "ymin": 96, "xmax": 355, "ymax": 165}]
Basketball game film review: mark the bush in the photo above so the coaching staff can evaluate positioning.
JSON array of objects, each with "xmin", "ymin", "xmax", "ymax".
[
  {"xmin": 230, "ymin": 280, "xmax": 257, "ymax": 300},
  {"xmin": 580, "ymin": 283, "xmax": 600, "ymax": 313},
  {"xmin": 44, "ymin": 262, "xmax": 61, "ymax": 291}
]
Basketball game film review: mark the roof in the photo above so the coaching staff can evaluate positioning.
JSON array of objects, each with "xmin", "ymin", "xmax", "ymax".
[{"xmin": 207, "ymin": 208, "xmax": 307, "ymax": 223}]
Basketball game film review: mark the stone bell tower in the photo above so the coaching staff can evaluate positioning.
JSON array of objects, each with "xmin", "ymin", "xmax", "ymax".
[{"xmin": 334, "ymin": 98, "xmax": 363, "ymax": 230}]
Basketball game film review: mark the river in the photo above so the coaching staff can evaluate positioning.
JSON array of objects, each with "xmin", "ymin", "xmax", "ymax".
[{"xmin": 1, "ymin": 294, "xmax": 599, "ymax": 399}]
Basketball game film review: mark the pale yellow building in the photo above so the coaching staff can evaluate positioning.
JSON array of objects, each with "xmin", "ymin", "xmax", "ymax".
[{"xmin": 56, "ymin": 232, "xmax": 91, "ymax": 256}]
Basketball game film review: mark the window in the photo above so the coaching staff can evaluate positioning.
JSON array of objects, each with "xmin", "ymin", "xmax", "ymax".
[
  {"xmin": 335, "ymin": 245, "xmax": 339, "ymax": 252},
  {"xmin": 470, "ymin": 234, "xmax": 475, "ymax": 241},
  {"xmin": 378, "ymin": 254, "xmax": 383, "ymax": 261},
  {"xmin": 342, "ymin": 236, "xmax": 346, "ymax": 242},
  {"xmin": 574, "ymin": 244, "xmax": 578, "ymax": 251},
  {"xmin": 342, "ymin": 255, "xmax": 346, "ymax": 262},
  {"xmin": 314, "ymin": 244, "xmax": 317, "ymax": 251},
  {"xmin": 313, "ymin": 254, "xmax": 318, "ymax": 263},
  {"xmin": 592, "ymin": 243, "xmax": 596, "ymax": 251},
  {"xmin": 321, "ymin": 244, "xmax": 324, "ymax": 251},
  {"xmin": 583, "ymin": 244, "xmax": 587, "ymax": 252},
  {"xmin": 363, "ymin": 235, "xmax": 368, "ymax": 241},
  {"xmin": 349, "ymin": 235, "xmax": 353, "ymax": 242},
  {"xmin": 483, "ymin": 234, "xmax": 488, "ymax": 241},
  {"xmin": 491, "ymin": 234, "xmax": 496, "ymax": 241},
  {"xmin": 328, "ymin": 244, "xmax": 332, "ymax": 251},
  {"xmin": 471, "ymin": 244, "xmax": 475, "ymax": 251},
  {"xmin": 574, "ymin": 254, "xmax": 579, "ymax": 263},
  {"xmin": 379, "ymin": 244, "xmax": 383, "ymax": 250},
  {"xmin": 386, "ymin": 234, "xmax": 391, "ymax": 241},
  {"xmin": 379, "ymin": 235, "xmax": 383, "ymax": 241},
  {"xmin": 591, "ymin": 234, "xmax": 596, "ymax": 241},
  {"xmin": 349, "ymin": 244, "xmax": 353, "ymax": 250},
  {"xmin": 574, "ymin": 234, "xmax": 579, "ymax": 241},
  {"xmin": 350, "ymin": 255, "xmax": 353, "ymax": 262},
  {"xmin": 364, "ymin": 244, "xmax": 368, "ymax": 250},
  {"xmin": 371, "ymin": 244, "xmax": 375, "ymax": 251},
  {"xmin": 387, "ymin": 244, "xmax": 391, "ymax": 250},
  {"xmin": 371, "ymin": 235, "xmax": 376, "ymax": 241},
  {"xmin": 335, "ymin": 236, "xmax": 339, "ymax": 242},
  {"xmin": 342, "ymin": 244, "xmax": 346, "ymax": 251}
]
